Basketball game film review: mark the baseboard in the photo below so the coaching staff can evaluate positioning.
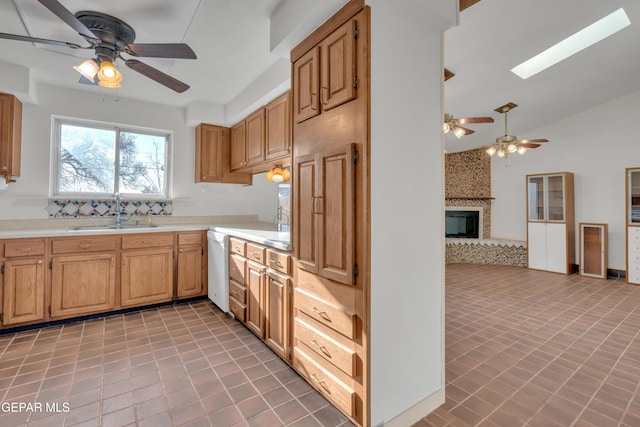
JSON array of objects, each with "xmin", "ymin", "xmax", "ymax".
[
  {"xmin": 607, "ymin": 268, "xmax": 626, "ymax": 279},
  {"xmin": 382, "ymin": 387, "xmax": 445, "ymax": 427}
]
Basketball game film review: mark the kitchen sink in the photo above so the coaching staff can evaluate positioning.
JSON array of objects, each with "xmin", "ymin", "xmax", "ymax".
[{"xmin": 67, "ymin": 224, "xmax": 161, "ymax": 231}]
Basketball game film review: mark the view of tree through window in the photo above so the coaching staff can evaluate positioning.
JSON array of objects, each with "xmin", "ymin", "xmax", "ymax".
[{"xmin": 55, "ymin": 120, "xmax": 170, "ymax": 197}]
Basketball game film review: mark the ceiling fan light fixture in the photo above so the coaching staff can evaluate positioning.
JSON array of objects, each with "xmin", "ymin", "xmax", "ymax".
[
  {"xmin": 518, "ymin": 146, "xmax": 528, "ymax": 155},
  {"xmin": 97, "ymin": 60, "xmax": 122, "ymax": 88},
  {"xmin": 486, "ymin": 146, "xmax": 497, "ymax": 156},
  {"xmin": 497, "ymin": 148, "xmax": 507, "ymax": 158},
  {"xmin": 443, "ymin": 122, "xmax": 451, "ymax": 133},
  {"xmin": 452, "ymin": 127, "xmax": 465, "ymax": 139},
  {"xmin": 507, "ymin": 143, "xmax": 518, "ymax": 153},
  {"xmin": 73, "ymin": 59, "xmax": 99, "ymax": 82}
]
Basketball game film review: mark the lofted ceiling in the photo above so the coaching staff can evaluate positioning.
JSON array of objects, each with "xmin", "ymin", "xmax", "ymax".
[
  {"xmin": 445, "ymin": 0, "xmax": 640, "ymax": 153},
  {"xmin": 1, "ymin": 1, "xmax": 638, "ymax": 143}
]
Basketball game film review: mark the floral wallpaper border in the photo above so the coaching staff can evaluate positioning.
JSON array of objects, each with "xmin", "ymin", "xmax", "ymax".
[{"xmin": 46, "ymin": 199, "xmax": 173, "ymax": 218}]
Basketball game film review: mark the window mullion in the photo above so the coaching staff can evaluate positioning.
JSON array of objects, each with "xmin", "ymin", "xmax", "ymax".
[{"xmin": 114, "ymin": 127, "xmax": 121, "ymax": 195}]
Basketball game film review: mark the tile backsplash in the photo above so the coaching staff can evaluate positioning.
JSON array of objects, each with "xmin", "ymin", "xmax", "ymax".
[{"xmin": 46, "ymin": 199, "xmax": 173, "ymax": 218}]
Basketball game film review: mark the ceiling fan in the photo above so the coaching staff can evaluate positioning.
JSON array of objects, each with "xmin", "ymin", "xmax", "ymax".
[
  {"xmin": 0, "ymin": 0, "xmax": 196, "ymax": 93},
  {"xmin": 443, "ymin": 113, "xmax": 494, "ymax": 138},
  {"xmin": 486, "ymin": 102, "xmax": 549, "ymax": 157}
]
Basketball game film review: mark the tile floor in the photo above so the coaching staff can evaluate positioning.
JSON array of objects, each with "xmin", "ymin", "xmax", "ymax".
[
  {"xmin": 0, "ymin": 300, "xmax": 355, "ymax": 427},
  {"xmin": 417, "ymin": 264, "xmax": 640, "ymax": 427}
]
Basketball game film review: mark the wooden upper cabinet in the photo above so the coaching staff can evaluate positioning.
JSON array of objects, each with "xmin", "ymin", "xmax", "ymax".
[
  {"xmin": 321, "ymin": 19, "xmax": 357, "ymax": 111},
  {"xmin": 265, "ymin": 92, "xmax": 291, "ymax": 161},
  {"xmin": 295, "ymin": 144, "xmax": 356, "ymax": 285},
  {"xmin": 195, "ymin": 124, "xmax": 224, "ymax": 182},
  {"xmin": 245, "ymin": 108, "xmax": 266, "ymax": 167},
  {"xmin": 230, "ymin": 121, "xmax": 246, "ymax": 171},
  {"xmin": 195, "ymin": 123, "xmax": 252, "ymax": 185},
  {"xmin": 293, "ymin": 47, "xmax": 320, "ymax": 124},
  {"xmin": 292, "ymin": 18, "xmax": 357, "ymax": 124},
  {"xmin": 0, "ymin": 93, "xmax": 22, "ymax": 183}
]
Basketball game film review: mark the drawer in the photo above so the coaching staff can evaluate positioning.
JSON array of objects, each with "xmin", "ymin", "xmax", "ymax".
[
  {"xmin": 629, "ymin": 227, "xmax": 640, "ymax": 240},
  {"xmin": 122, "ymin": 233, "xmax": 173, "ymax": 249},
  {"xmin": 246, "ymin": 243, "xmax": 266, "ymax": 264},
  {"xmin": 230, "ymin": 254, "xmax": 246, "ymax": 283},
  {"xmin": 229, "ymin": 296, "xmax": 246, "ymax": 322},
  {"xmin": 5, "ymin": 239, "xmax": 46, "ymax": 257},
  {"xmin": 52, "ymin": 237, "xmax": 116, "ymax": 254},
  {"xmin": 178, "ymin": 232, "xmax": 202, "ymax": 246},
  {"xmin": 295, "ymin": 317, "xmax": 356, "ymax": 377},
  {"xmin": 229, "ymin": 237, "xmax": 246, "ymax": 256},
  {"xmin": 267, "ymin": 249, "xmax": 291, "ymax": 275},
  {"xmin": 229, "ymin": 280, "xmax": 246, "ymax": 304},
  {"xmin": 629, "ymin": 273, "xmax": 640, "ymax": 285},
  {"xmin": 293, "ymin": 347, "xmax": 355, "ymax": 417},
  {"xmin": 628, "ymin": 253, "xmax": 640, "ymax": 265},
  {"xmin": 295, "ymin": 289, "xmax": 356, "ymax": 339}
]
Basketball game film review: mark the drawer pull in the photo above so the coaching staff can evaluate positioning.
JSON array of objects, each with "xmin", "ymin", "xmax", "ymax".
[
  {"xmin": 311, "ymin": 339, "xmax": 331, "ymax": 357},
  {"xmin": 79, "ymin": 244, "xmax": 93, "ymax": 249},
  {"xmin": 311, "ymin": 306, "xmax": 331, "ymax": 322},
  {"xmin": 251, "ymin": 252, "xmax": 260, "ymax": 259},
  {"xmin": 310, "ymin": 373, "xmax": 330, "ymax": 392},
  {"xmin": 270, "ymin": 259, "xmax": 284, "ymax": 267},
  {"xmin": 15, "ymin": 247, "xmax": 33, "ymax": 252}
]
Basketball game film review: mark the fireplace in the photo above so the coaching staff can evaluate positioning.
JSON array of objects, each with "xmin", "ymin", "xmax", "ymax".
[{"xmin": 445, "ymin": 207, "xmax": 483, "ymax": 239}]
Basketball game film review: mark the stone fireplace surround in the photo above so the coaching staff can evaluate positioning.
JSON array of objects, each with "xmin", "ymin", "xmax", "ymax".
[{"xmin": 445, "ymin": 148, "xmax": 526, "ymax": 266}]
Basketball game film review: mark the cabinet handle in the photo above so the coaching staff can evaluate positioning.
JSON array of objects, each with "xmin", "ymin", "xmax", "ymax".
[
  {"xmin": 202, "ymin": 176, "xmax": 206, "ymax": 180},
  {"xmin": 310, "ymin": 306, "xmax": 330, "ymax": 322},
  {"xmin": 311, "ymin": 92, "xmax": 318, "ymax": 111},
  {"xmin": 15, "ymin": 247, "xmax": 33, "ymax": 253},
  {"xmin": 270, "ymin": 259, "xmax": 283, "ymax": 268},
  {"xmin": 310, "ymin": 373, "xmax": 329, "ymax": 392},
  {"xmin": 37, "ymin": 260, "xmax": 43, "ymax": 265},
  {"xmin": 179, "ymin": 249, "xmax": 184, "ymax": 253},
  {"xmin": 311, "ymin": 339, "xmax": 331, "ymax": 357},
  {"xmin": 79, "ymin": 244, "xmax": 93, "ymax": 249}
]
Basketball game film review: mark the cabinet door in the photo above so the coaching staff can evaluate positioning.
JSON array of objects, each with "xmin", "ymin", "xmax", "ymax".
[
  {"xmin": 527, "ymin": 222, "xmax": 547, "ymax": 271},
  {"xmin": 245, "ymin": 108, "xmax": 266, "ymax": 167},
  {"xmin": 265, "ymin": 271, "xmax": 290, "ymax": 360},
  {"xmin": 546, "ymin": 223, "xmax": 568, "ymax": 274},
  {"xmin": 121, "ymin": 248, "xmax": 174, "ymax": 307},
  {"xmin": 0, "ymin": 93, "xmax": 22, "ymax": 179},
  {"xmin": 293, "ymin": 47, "xmax": 320, "ymax": 123},
  {"xmin": 295, "ymin": 153, "xmax": 319, "ymax": 274},
  {"xmin": 318, "ymin": 145, "xmax": 356, "ymax": 285},
  {"xmin": 546, "ymin": 174, "xmax": 566, "ymax": 221},
  {"xmin": 177, "ymin": 246, "xmax": 203, "ymax": 298},
  {"xmin": 2, "ymin": 258, "xmax": 45, "ymax": 325},
  {"xmin": 265, "ymin": 92, "xmax": 291, "ymax": 161},
  {"xmin": 230, "ymin": 121, "xmax": 246, "ymax": 171},
  {"xmin": 195, "ymin": 124, "xmax": 224, "ymax": 182},
  {"xmin": 527, "ymin": 176, "xmax": 545, "ymax": 221},
  {"xmin": 320, "ymin": 19, "xmax": 357, "ymax": 111},
  {"xmin": 246, "ymin": 261, "xmax": 265, "ymax": 338},
  {"xmin": 51, "ymin": 254, "xmax": 116, "ymax": 319},
  {"xmin": 627, "ymin": 169, "xmax": 640, "ymax": 224},
  {"xmin": 580, "ymin": 223, "xmax": 607, "ymax": 279}
]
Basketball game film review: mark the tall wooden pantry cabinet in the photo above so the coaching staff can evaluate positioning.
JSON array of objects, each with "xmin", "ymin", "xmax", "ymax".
[
  {"xmin": 626, "ymin": 168, "xmax": 640, "ymax": 284},
  {"xmin": 526, "ymin": 172, "xmax": 575, "ymax": 274},
  {"xmin": 291, "ymin": 1, "xmax": 369, "ymax": 425}
]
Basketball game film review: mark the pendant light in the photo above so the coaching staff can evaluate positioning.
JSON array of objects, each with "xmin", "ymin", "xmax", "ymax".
[{"xmin": 266, "ymin": 166, "xmax": 290, "ymax": 183}]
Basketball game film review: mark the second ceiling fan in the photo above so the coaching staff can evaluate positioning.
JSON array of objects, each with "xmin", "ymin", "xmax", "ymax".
[
  {"xmin": 443, "ymin": 113, "xmax": 494, "ymax": 138},
  {"xmin": 486, "ymin": 103, "xmax": 549, "ymax": 157}
]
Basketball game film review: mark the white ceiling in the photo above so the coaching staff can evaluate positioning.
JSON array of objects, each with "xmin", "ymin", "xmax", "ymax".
[
  {"xmin": 445, "ymin": 0, "xmax": 640, "ymax": 153},
  {"xmin": 1, "ymin": 0, "xmax": 639, "ymax": 146}
]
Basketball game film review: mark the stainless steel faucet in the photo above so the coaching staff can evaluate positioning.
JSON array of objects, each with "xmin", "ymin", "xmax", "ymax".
[{"xmin": 114, "ymin": 193, "xmax": 129, "ymax": 227}]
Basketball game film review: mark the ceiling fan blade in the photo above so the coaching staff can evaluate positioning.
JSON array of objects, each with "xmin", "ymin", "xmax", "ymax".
[
  {"xmin": 125, "ymin": 59, "xmax": 190, "ymax": 93},
  {"xmin": 455, "ymin": 117, "xmax": 494, "ymax": 124},
  {"xmin": 124, "ymin": 43, "xmax": 197, "ymax": 59},
  {"xmin": 517, "ymin": 138, "xmax": 549, "ymax": 144},
  {"xmin": 37, "ymin": 0, "xmax": 98, "ymax": 41},
  {"xmin": 455, "ymin": 126, "xmax": 475, "ymax": 135},
  {"xmin": 0, "ymin": 32, "xmax": 84, "ymax": 48},
  {"xmin": 518, "ymin": 143, "xmax": 541, "ymax": 148}
]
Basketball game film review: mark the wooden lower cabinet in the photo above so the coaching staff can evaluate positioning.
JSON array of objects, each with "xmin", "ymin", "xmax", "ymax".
[
  {"xmin": 51, "ymin": 253, "xmax": 116, "ymax": 319},
  {"xmin": 265, "ymin": 270, "xmax": 290, "ymax": 360},
  {"xmin": 177, "ymin": 232, "xmax": 206, "ymax": 298},
  {"xmin": 3, "ymin": 257, "xmax": 46, "ymax": 325},
  {"xmin": 228, "ymin": 237, "xmax": 292, "ymax": 360},
  {"xmin": 121, "ymin": 247, "xmax": 174, "ymax": 307}
]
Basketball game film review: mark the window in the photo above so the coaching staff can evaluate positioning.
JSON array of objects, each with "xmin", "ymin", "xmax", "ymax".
[{"xmin": 51, "ymin": 117, "xmax": 171, "ymax": 199}]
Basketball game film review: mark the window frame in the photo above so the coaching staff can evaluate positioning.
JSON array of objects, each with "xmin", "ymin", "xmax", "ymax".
[{"xmin": 50, "ymin": 116, "xmax": 173, "ymax": 200}]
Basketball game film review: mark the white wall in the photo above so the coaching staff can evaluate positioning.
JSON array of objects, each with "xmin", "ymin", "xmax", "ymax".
[
  {"xmin": 492, "ymin": 89, "xmax": 640, "ymax": 270},
  {"xmin": 368, "ymin": 0, "xmax": 454, "ymax": 424},
  {"xmin": 0, "ymin": 83, "xmax": 279, "ymax": 221}
]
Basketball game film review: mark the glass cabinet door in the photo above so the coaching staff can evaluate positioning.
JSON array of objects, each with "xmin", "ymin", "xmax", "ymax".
[
  {"xmin": 546, "ymin": 174, "xmax": 565, "ymax": 221},
  {"xmin": 528, "ymin": 176, "xmax": 545, "ymax": 221},
  {"xmin": 528, "ymin": 174, "xmax": 566, "ymax": 222},
  {"xmin": 628, "ymin": 169, "xmax": 640, "ymax": 224}
]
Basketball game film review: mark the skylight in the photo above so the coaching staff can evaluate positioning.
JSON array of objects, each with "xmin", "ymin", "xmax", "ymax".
[{"xmin": 511, "ymin": 8, "xmax": 630, "ymax": 79}]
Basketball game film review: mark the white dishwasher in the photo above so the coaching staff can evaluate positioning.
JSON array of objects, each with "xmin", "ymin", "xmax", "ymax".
[{"xmin": 207, "ymin": 230, "xmax": 230, "ymax": 314}]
